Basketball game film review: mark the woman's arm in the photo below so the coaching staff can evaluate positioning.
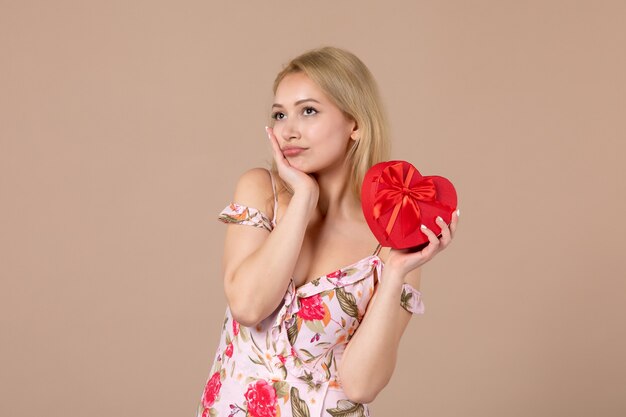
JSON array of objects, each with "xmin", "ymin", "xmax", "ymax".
[
  {"xmin": 338, "ymin": 266, "xmax": 421, "ymax": 404},
  {"xmin": 227, "ymin": 127, "xmax": 320, "ymax": 328},
  {"xmin": 338, "ymin": 212, "xmax": 459, "ymax": 403},
  {"xmin": 225, "ymin": 179, "xmax": 316, "ymax": 328}
]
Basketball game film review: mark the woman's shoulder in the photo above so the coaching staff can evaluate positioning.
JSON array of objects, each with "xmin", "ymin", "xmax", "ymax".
[{"xmin": 231, "ymin": 167, "xmax": 276, "ymax": 222}]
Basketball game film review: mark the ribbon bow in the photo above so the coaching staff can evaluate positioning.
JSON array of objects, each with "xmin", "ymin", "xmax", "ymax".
[{"xmin": 372, "ymin": 162, "xmax": 437, "ymax": 239}]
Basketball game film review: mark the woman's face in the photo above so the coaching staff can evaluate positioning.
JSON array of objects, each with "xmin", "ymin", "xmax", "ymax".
[{"xmin": 271, "ymin": 72, "xmax": 358, "ymax": 174}]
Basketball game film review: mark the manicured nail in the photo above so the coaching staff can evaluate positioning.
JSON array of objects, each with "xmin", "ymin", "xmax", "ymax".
[
  {"xmin": 456, "ymin": 209, "xmax": 460, "ymax": 217},
  {"xmin": 436, "ymin": 216, "xmax": 443, "ymax": 223},
  {"xmin": 420, "ymin": 224, "xmax": 428, "ymax": 230}
]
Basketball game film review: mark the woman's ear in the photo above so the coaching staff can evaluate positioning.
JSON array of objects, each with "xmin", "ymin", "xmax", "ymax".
[{"xmin": 350, "ymin": 120, "xmax": 360, "ymax": 142}]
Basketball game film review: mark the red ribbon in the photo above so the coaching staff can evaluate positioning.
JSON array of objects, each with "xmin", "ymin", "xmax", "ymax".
[{"xmin": 372, "ymin": 162, "xmax": 437, "ymax": 239}]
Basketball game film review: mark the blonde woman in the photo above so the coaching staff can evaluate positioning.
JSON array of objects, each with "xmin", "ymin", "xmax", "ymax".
[{"xmin": 197, "ymin": 46, "xmax": 459, "ymax": 417}]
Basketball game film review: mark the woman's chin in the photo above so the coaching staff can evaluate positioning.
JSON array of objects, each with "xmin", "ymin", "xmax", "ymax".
[{"xmin": 288, "ymin": 161, "xmax": 312, "ymax": 173}]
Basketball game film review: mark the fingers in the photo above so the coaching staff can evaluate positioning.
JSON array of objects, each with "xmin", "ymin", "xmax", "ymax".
[
  {"xmin": 265, "ymin": 126, "xmax": 290, "ymax": 167},
  {"xmin": 419, "ymin": 224, "xmax": 440, "ymax": 259},
  {"xmin": 393, "ymin": 211, "xmax": 460, "ymax": 271},
  {"xmin": 430, "ymin": 209, "xmax": 459, "ymax": 249},
  {"xmin": 449, "ymin": 208, "xmax": 459, "ymax": 239},
  {"xmin": 415, "ymin": 210, "xmax": 459, "ymax": 262},
  {"xmin": 436, "ymin": 216, "xmax": 451, "ymax": 245},
  {"xmin": 265, "ymin": 126, "xmax": 279, "ymax": 156}
]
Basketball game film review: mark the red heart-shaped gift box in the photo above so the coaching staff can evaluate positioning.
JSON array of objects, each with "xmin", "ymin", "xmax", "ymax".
[{"xmin": 361, "ymin": 160, "xmax": 458, "ymax": 250}]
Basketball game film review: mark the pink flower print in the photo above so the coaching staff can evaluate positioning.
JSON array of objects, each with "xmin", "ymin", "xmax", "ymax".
[
  {"xmin": 202, "ymin": 371, "xmax": 222, "ymax": 408},
  {"xmin": 372, "ymin": 258, "xmax": 379, "ymax": 267},
  {"xmin": 277, "ymin": 354, "xmax": 286, "ymax": 364},
  {"xmin": 291, "ymin": 347, "xmax": 297, "ymax": 357},
  {"xmin": 244, "ymin": 380, "xmax": 277, "ymax": 417},
  {"xmin": 224, "ymin": 342, "xmax": 233, "ymax": 358},
  {"xmin": 327, "ymin": 270, "xmax": 346, "ymax": 279},
  {"xmin": 297, "ymin": 294, "xmax": 325, "ymax": 321},
  {"xmin": 232, "ymin": 319, "xmax": 240, "ymax": 336}
]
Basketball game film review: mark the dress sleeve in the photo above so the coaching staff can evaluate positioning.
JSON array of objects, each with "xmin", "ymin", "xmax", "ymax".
[
  {"xmin": 400, "ymin": 283, "xmax": 425, "ymax": 314},
  {"xmin": 217, "ymin": 202, "xmax": 273, "ymax": 233}
]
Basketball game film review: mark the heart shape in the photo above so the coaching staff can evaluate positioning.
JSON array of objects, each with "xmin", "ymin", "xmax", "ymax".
[{"xmin": 361, "ymin": 160, "xmax": 458, "ymax": 250}]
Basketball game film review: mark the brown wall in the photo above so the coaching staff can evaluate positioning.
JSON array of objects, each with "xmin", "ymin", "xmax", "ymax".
[{"xmin": 1, "ymin": 1, "xmax": 624, "ymax": 416}]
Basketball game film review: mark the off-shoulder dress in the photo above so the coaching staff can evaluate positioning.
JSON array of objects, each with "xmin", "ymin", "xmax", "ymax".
[{"xmin": 196, "ymin": 170, "xmax": 424, "ymax": 417}]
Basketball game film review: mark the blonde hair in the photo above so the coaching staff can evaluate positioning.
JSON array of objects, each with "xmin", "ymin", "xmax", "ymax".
[{"xmin": 266, "ymin": 46, "xmax": 391, "ymax": 204}]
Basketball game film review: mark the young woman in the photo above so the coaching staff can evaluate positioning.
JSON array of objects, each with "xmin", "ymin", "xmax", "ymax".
[{"xmin": 197, "ymin": 46, "xmax": 459, "ymax": 417}]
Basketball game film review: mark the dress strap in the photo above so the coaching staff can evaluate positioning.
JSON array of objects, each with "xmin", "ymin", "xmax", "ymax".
[
  {"xmin": 268, "ymin": 170, "xmax": 278, "ymax": 225},
  {"xmin": 372, "ymin": 243, "xmax": 382, "ymax": 256}
]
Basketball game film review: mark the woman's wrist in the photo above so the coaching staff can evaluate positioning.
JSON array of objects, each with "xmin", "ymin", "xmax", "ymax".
[
  {"xmin": 380, "ymin": 265, "xmax": 425, "ymax": 315},
  {"xmin": 291, "ymin": 189, "xmax": 318, "ymax": 218},
  {"xmin": 380, "ymin": 264, "xmax": 406, "ymax": 285}
]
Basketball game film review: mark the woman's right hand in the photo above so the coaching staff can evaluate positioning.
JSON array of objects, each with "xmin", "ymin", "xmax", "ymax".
[{"xmin": 265, "ymin": 126, "xmax": 320, "ymax": 201}]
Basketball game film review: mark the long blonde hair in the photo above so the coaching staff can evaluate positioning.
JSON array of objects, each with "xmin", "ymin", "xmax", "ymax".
[{"xmin": 266, "ymin": 46, "xmax": 391, "ymax": 204}]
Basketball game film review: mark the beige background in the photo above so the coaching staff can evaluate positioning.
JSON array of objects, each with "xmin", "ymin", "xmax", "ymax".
[{"xmin": 1, "ymin": 1, "xmax": 625, "ymax": 416}]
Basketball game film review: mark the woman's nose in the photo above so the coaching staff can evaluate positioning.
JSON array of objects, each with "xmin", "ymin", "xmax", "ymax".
[{"xmin": 280, "ymin": 118, "xmax": 301, "ymax": 141}]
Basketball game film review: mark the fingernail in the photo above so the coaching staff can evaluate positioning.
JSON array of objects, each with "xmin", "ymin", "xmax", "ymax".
[
  {"xmin": 420, "ymin": 224, "xmax": 427, "ymax": 230},
  {"xmin": 456, "ymin": 209, "xmax": 460, "ymax": 217},
  {"xmin": 436, "ymin": 216, "xmax": 443, "ymax": 223}
]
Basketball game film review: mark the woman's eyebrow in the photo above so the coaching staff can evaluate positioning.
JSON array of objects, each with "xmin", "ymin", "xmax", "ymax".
[{"xmin": 272, "ymin": 98, "xmax": 321, "ymax": 109}]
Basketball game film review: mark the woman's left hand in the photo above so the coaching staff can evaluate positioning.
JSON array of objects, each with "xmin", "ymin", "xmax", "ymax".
[{"xmin": 385, "ymin": 209, "xmax": 460, "ymax": 277}]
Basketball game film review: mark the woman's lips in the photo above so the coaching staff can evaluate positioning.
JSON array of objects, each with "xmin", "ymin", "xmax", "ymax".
[{"xmin": 283, "ymin": 148, "xmax": 306, "ymax": 156}]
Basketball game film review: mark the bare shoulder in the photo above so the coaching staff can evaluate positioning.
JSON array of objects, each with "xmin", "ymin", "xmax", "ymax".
[{"xmin": 232, "ymin": 167, "xmax": 275, "ymax": 220}]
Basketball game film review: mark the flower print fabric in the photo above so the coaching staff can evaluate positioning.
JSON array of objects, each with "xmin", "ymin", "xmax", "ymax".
[{"xmin": 196, "ymin": 202, "xmax": 425, "ymax": 417}]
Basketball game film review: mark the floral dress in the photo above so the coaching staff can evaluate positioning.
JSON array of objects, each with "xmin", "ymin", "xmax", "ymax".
[{"xmin": 196, "ymin": 199, "xmax": 425, "ymax": 417}]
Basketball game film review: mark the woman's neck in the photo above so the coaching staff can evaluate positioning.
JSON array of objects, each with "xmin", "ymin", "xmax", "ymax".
[{"xmin": 313, "ymin": 163, "xmax": 361, "ymax": 222}]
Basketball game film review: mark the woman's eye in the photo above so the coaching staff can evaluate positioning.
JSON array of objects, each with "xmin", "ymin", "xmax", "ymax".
[{"xmin": 271, "ymin": 107, "xmax": 316, "ymax": 120}]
